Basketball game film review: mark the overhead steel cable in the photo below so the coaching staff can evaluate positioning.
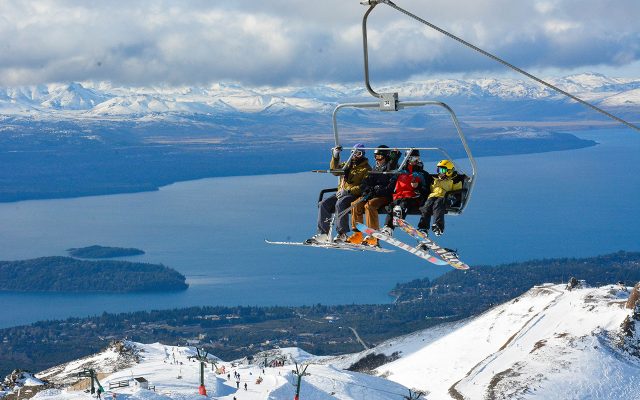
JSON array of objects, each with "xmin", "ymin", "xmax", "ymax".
[{"xmin": 369, "ymin": 0, "xmax": 639, "ymax": 132}]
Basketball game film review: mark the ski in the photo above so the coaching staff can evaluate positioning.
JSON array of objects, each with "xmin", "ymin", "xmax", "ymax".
[
  {"xmin": 356, "ymin": 223, "xmax": 448, "ymax": 265},
  {"xmin": 265, "ymin": 239, "xmax": 394, "ymax": 253},
  {"xmin": 392, "ymin": 217, "xmax": 470, "ymax": 270}
]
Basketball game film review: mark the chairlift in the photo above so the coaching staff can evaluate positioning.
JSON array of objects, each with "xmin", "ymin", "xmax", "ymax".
[
  {"xmin": 267, "ymin": 1, "xmax": 477, "ymax": 269},
  {"xmin": 316, "ymin": 1, "xmax": 477, "ymax": 217}
]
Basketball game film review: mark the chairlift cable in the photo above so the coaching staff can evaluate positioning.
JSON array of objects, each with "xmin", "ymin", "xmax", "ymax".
[{"xmin": 372, "ymin": 0, "xmax": 639, "ymax": 132}]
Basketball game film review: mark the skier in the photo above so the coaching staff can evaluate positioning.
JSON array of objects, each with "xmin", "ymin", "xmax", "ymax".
[
  {"xmin": 417, "ymin": 159, "xmax": 463, "ymax": 236},
  {"xmin": 380, "ymin": 150, "xmax": 431, "ymax": 236},
  {"xmin": 306, "ymin": 143, "xmax": 371, "ymax": 244},
  {"xmin": 346, "ymin": 145, "xmax": 399, "ymax": 246}
]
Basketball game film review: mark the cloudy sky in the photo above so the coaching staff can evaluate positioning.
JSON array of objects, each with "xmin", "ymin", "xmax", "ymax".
[{"xmin": 1, "ymin": 0, "xmax": 639, "ymax": 87}]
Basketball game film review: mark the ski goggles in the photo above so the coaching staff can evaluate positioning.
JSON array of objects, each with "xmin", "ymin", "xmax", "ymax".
[
  {"xmin": 352, "ymin": 150, "xmax": 364, "ymax": 157},
  {"xmin": 407, "ymin": 156, "xmax": 420, "ymax": 163},
  {"xmin": 438, "ymin": 166, "xmax": 449, "ymax": 174}
]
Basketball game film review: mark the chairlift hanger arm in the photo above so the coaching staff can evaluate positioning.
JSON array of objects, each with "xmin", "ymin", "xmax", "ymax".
[
  {"xmin": 361, "ymin": 0, "xmax": 639, "ymax": 132},
  {"xmin": 331, "ymin": 101, "xmax": 477, "ymax": 177}
]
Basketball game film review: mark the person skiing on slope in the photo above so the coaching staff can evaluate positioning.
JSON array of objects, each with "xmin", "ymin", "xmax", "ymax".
[
  {"xmin": 346, "ymin": 145, "xmax": 400, "ymax": 246},
  {"xmin": 306, "ymin": 143, "xmax": 371, "ymax": 244},
  {"xmin": 417, "ymin": 159, "xmax": 463, "ymax": 236},
  {"xmin": 380, "ymin": 149, "xmax": 431, "ymax": 236}
]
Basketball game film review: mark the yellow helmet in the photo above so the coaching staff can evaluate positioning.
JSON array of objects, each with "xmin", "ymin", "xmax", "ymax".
[{"xmin": 437, "ymin": 159, "xmax": 455, "ymax": 177}]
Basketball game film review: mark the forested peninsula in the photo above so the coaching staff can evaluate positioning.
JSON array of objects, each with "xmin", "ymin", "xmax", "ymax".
[{"xmin": 0, "ymin": 256, "xmax": 188, "ymax": 293}]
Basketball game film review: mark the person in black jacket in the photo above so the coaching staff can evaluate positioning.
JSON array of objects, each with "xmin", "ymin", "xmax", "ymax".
[{"xmin": 347, "ymin": 145, "xmax": 400, "ymax": 246}]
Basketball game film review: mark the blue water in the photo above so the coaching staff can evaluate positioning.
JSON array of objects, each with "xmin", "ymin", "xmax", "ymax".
[{"xmin": 0, "ymin": 128, "xmax": 638, "ymax": 328}]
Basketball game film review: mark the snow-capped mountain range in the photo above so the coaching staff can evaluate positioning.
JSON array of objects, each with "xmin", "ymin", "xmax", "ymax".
[
  {"xmin": 1, "ymin": 73, "xmax": 638, "ymax": 120},
  {"xmin": 5, "ymin": 282, "xmax": 639, "ymax": 399}
]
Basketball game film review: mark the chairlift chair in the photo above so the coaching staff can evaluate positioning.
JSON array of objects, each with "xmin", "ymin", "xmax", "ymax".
[{"xmin": 315, "ymin": 2, "xmax": 477, "ymax": 217}]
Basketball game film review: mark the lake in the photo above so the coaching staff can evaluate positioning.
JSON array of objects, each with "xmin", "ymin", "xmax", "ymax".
[{"xmin": 0, "ymin": 128, "xmax": 638, "ymax": 328}]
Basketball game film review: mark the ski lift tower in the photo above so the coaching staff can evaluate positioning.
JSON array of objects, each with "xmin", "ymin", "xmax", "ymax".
[
  {"xmin": 188, "ymin": 348, "xmax": 210, "ymax": 396},
  {"xmin": 77, "ymin": 368, "xmax": 103, "ymax": 396}
]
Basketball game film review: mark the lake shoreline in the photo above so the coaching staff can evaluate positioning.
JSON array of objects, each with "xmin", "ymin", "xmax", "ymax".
[{"xmin": 0, "ymin": 137, "xmax": 597, "ymax": 204}]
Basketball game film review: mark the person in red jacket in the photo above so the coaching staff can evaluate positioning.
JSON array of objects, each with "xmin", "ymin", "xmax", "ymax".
[{"xmin": 380, "ymin": 149, "xmax": 431, "ymax": 236}]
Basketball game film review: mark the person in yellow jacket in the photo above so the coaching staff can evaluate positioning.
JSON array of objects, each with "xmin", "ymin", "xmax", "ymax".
[
  {"xmin": 306, "ymin": 143, "xmax": 371, "ymax": 244},
  {"xmin": 417, "ymin": 159, "xmax": 462, "ymax": 236}
]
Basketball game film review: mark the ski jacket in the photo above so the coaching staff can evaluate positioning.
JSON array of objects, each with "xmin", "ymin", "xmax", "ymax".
[
  {"xmin": 428, "ymin": 175, "xmax": 463, "ymax": 198},
  {"xmin": 330, "ymin": 155, "xmax": 371, "ymax": 197},
  {"xmin": 392, "ymin": 164, "xmax": 427, "ymax": 200},
  {"xmin": 360, "ymin": 155, "xmax": 399, "ymax": 198}
]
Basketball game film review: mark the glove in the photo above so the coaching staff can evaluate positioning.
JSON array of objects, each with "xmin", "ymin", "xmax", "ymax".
[
  {"xmin": 373, "ymin": 185, "xmax": 382, "ymax": 195},
  {"xmin": 332, "ymin": 146, "xmax": 343, "ymax": 158},
  {"xmin": 336, "ymin": 189, "xmax": 349, "ymax": 199}
]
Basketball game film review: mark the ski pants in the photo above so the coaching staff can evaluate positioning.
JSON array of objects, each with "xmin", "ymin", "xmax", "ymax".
[
  {"xmin": 418, "ymin": 196, "xmax": 446, "ymax": 232},
  {"xmin": 383, "ymin": 198, "xmax": 419, "ymax": 229},
  {"xmin": 317, "ymin": 193, "xmax": 356, "ymax": 235},
  {"xmin": 351, "ymin": 196, "xmax": 390, "ymax": 231}
]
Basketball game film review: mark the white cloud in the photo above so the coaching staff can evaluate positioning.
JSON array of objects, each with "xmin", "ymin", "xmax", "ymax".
[{"xmin": 0, "ymin": 0, "xmax": 638, "ymax": 87}]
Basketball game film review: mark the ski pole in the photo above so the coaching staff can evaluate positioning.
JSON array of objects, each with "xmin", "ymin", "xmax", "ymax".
[{"xmin": 311, "ymin": 169, "xmax": 345, "ymax": 175}]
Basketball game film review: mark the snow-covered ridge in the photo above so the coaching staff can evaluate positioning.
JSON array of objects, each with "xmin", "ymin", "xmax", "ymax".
[
  {"xmin": 1, "ymin": 73, "xmax": 638, "ymax": 119},
  {"xmin": 3, "ymin": 282, "xmax": 639, "ymax": 400},
  {"xmin": 360, "ymin": 283, "xmax": 640, "ymax": 399}
]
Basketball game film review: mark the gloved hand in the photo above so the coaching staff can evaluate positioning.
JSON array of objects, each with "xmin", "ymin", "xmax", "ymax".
[
  {"xmin": 336, "ymin": 189, "xmax": 349, "ymax": 199},
  {"xmin": 373, "ymin": 185, "xmax": 382, "ymax": 195},
  {"xmin": 332, "ymin": 146, "xmax": 343, "ymax": 158}
]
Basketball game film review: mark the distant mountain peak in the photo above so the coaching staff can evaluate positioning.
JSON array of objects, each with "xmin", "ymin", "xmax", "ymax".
[{"xmin": 0, "ymin": 73, "xmax": 638, "ymax": 120}]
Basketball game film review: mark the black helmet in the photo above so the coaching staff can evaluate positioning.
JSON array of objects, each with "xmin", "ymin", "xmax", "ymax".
[
  {"xmin": 407, "ymin": 149, "xmax": 420, "ymax": 157},
  {"xmin": 374, "ymin": 145, "xmax": 390, "ymax": 158}
]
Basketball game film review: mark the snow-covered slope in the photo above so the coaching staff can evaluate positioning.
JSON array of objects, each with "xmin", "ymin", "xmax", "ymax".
[
  {"xmin": 21, "ymin": 342, "xmax": 409, "ymax": 400},
  {"xmin": 0, "ymin": 74, "xmax": 638, "ymax": 120},
  {"xmin": 4, "ymin": 283, "xmax": 640, "ymax": 400},
  {"xmin": 600, "ymin": 88, "xmax": 640, "ymax": 107},
  {"xmin": 345, "ymin": 283, "xmax": 640, "ymax": 399}
]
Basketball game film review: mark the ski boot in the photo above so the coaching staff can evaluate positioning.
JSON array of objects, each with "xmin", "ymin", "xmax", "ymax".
[
  {"xmin": 334, "ymin": 233, "xmax": 348, "ymax": 243},
  {"xmin": 392, "ymin": 205, "xmax": 403, "ymax": 221},
  {"xmin": 380, "ymin": 226, "xmax": 393, "ymax": 237},
  {"xmin": 363, "ymin": 235, "xmax": 379, "ymax": 247},
  {"xmin": 431, "ymin": 224, "xmax": 443, "ymax": 236},
  {"xmin": 346, "ymin": 231, "xmax": 364, "ymax": 245},
  {"xmin": 304, "ymin": 233, "xmax": 329, "ymax": 244}
]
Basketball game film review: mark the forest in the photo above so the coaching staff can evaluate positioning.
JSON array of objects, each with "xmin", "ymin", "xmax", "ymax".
[
  {"xmin": 0, "ymin": 256, "xmax": 188, "ymax": 293},
  {"xmin": 67, "ymin": 245, "xmax": 145, "ymax": 259}
]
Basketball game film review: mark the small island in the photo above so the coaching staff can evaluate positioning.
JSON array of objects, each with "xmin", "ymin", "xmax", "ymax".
[
  {"xmin": 67, "ymin": 245, "xmax": 145, "ymax": 259},
  {"xmin": 0, "ymin": 256, "xmax": 188, "ymax": 293}
]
